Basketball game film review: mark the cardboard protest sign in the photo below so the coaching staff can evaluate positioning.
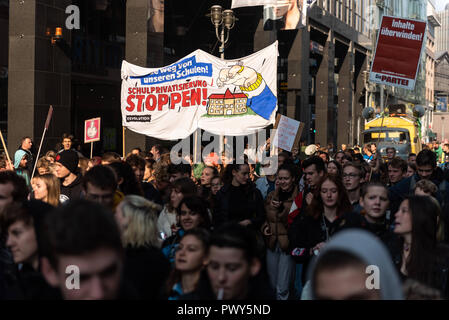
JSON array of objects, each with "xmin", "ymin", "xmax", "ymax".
[
  {"xmin": 369, "ymin": 16, "xmax": 426, "ymax": 90},
  {"xmin": 273, "ymin": 114, "xmax": 304, "ymax": 152},
  {"xmin": 84, "ymin": 117, "xmax": 101, "ymax": 143},
  {"xmin": 121, "ymin": 42, "xmax": 278, "ymax": 139}
]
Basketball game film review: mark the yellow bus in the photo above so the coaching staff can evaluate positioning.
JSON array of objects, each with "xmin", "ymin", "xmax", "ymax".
[{"xmin": 363, "ymin": 105, "xmax": 422, "ymax": 160}]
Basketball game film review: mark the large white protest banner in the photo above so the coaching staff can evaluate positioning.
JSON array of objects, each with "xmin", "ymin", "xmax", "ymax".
[{"xmin": 121, "ymin": 42, "xmax": 278, "ymax": 140}]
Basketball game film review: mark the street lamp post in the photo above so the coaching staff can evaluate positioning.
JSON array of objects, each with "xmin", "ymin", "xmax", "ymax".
[
  {"xmin": 208, "ymin": 5, "xmax": 236, "ymax": 156},
  {"xmin": 209, "ymin": 5, "xmax": 236, "ymax": 60}
]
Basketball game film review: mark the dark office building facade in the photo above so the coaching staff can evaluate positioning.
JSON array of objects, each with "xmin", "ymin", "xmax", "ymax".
[{"xmin": 2, "ymin": 0, "xmax": 372, "ymax": 156}]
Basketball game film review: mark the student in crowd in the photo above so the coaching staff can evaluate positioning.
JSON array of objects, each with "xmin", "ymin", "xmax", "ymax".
[
  {"xmin": 54, "ymin": 150, "xmax": 83, "ymax": 203},
  {"xmin": 386, "ymin": 147, "xmax": 397, "ymax": 162},
  {"xmin": 36, "ymin": 157, "xmax": 51, "ymax": 176},
  {"xmin": 388, "ymin": 157, "xmax": 407, "ymax": 186},
  {"xmin": 32, "ymin": 174, "xmax": 60, "ymax": 207},
  {"xmin": 408, "ymin": 153, "xmax": 417, "ymax": 165},
  {"xmin": 152, "ymin": 161, "xmax": 172, "ymax": 205},
  {"xmin": 288, "ymin": 174, "xmax": 354, "ymax": 285},
  {"xmin": 78, "ymin": 157, "xmax": 89, "ymax": 176},
  {"xmin": 167, "ymin": 228, "xmax": 210, "ymax": 300},
  {"xmin": 392, "ymin": 196, "xmax": 449, "ymax": 298},
  {"xmin": 334, "ymin": 151, "xmax": 345, "ymax": 166},
  {"xmin": 82, "ymin": 165, "xmax": 117, "ymax": 211},
  {"xmin": 115, "ymin": 195, "xmax": 170, "ymax": 299},
  {"xmin": 45, "ymin": 151, "xmax": 56, "ymax": 164},
  {"xmin": 126, "ymin": 154, "xmax": 164, "ymax": 206},
  {"xmin": 168, "ymin": 163, "xmax": 191, "ymax": 183},
  {"xmin": 162, "ymin": 196, "xmax": 212, "ymax": 263},
  {"xmin": 198, "ymin": 166, "xmax": 218, "ymax": 200},
  {"xmin": 326, "ymin": 160, "xmax": 342, "ymax": 178},
  {"xmin": 17, "ymin": 136, "xmax": 34, "ymax": 175},
  {"xmin": 181, "ymin": 223, "xmax": 275, "ymax": 300},
  {"xmin": 144, "ymin": 158, "xmax": 156, "ymax": 183},
  {"xmin": 406, "ymin": 162, "xmax": 417, "ymax": 178},
  {"xmin": 208, "ymin": 175, "xmax": 224, "ymax": 211},
  {"xmin": 255, "ymin": 167, "xmax": 277, "ymax": 200},
  {"xmin": 306, "ymin": 229, "xmax": 404, "ymax": 300},
  {"xmin": 210, "ymin": 175, "xmax": 223, "ymax": 196},
  {"xmin": 389, "ymin": 149, "xmax": 449, "ymax": 215},
  {"xmin": 294, "ymin": 156, "xmax": 326, "ymax": 217},
  {"xmin": 213, "ymin": 163, "xmax": 265, "ymax": 229},
  {"xmin": 0, "ymin": 171, "xmax": 28, "ymax": 214},
  {"xmin": 342, "ymin": 162, "xmax": 364, "ymax": 213},
  {"xmin": 357, "ymin": 182, "xmax": 396, "ymax": 242},
  {"xmin": 40, "ymin": 200, "xmax": 137, "ymax": 299},
  {"xmin": 14, "ymin": 150, "xmax": 30, "ymax": 188},
  {"xmin": 3, "ymin": 200, "xmax": 58, "ymax": 299},
  {"xmin": 151, "ymin": 144, "xmax": 163, "ymax": 162},
  {"xmin": 108, "ymin": 161, "xmax": 145, "ymax": 197},
  {"xmin": 262, "ymin": 164, "xmax": 299, "ymax": 300},
  {"xmin": 158, "ymin": 178, "xmax": 197, "ymax": 239}
]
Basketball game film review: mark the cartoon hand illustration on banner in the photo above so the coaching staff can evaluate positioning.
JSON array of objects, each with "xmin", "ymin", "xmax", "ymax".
[
  {"xmin": 217, "ymin": 65, "xmax": 258, "ymax": 88},
  {"xmin": 216, "ymin": 64, "xmax": 277, "ymax": 120}
]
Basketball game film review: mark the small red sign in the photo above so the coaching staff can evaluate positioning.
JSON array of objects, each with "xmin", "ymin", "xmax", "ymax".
[
  {"xmin": 84, "ymin": 117, "xmax": 101, "ymax": 143},
  {"xmin": 369, "ymin": 16, "xmax": 426, "ymax": 90}
]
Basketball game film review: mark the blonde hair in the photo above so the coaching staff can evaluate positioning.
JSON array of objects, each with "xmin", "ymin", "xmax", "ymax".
[
  {"xmin": 35, "ymin": 174, "xmax": 60, "ymax": 207},
  {"xmin": 36, "ymin": 157, "xmax": 51, "ymax": 174},
  {"xmin": 119, "ymin": 195, "xmax": 162, "ymax": 248}
]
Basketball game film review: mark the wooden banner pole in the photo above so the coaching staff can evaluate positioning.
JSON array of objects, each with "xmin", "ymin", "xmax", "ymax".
[
  {"xmin": 0, "ymin": 130, "xmax": 12, "ymax": 169},
  {"xmin": 122, "ymin": 127, "xmax": 126, "ymax": 158}
]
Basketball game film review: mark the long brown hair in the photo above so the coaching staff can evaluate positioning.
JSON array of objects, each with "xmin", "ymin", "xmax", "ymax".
[
  {"xmin": 307, "ymin": 174, "xmax": 352, "ymax": 219},
  {"xmin": 35, "ymin": 174, "xmax": 60, "ymax": 207},
  {"xmin": 405, "ymin": 196, "xmax": 442, "ymax": 288}
]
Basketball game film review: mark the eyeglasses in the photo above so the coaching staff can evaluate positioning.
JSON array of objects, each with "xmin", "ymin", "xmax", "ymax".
[{"xmin": 342, "ymin": 173, "xmax": 360, "ymax": 179}]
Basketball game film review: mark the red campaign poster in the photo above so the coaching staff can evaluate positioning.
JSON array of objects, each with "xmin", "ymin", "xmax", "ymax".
[
  {"xmin": 84, "ymin": 117, "xmax": 101, "ymax": 143},
  {"xmin": 369, "ymin": 16, "xmax": 426, "ymax": 90}
]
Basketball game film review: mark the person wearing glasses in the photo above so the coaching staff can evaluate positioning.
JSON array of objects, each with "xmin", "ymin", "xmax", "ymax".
[{"xmin": 342, "ymin": 162, "xmax": 364, "ymax": 214}]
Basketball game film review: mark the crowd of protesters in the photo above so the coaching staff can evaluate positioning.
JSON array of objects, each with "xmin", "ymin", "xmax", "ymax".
[{"xmin": 1, "ymin": 133, "xmax": 449, "ymax": 300}]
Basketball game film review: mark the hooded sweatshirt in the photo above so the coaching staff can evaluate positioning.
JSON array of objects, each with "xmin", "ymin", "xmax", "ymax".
[
  {"xmin": 305, "ymin": 229, "xmax": 404, "ymax": 300},
  {"xmin": 14, "ymin": 149, "xmax": 30, "ymax": 187}
]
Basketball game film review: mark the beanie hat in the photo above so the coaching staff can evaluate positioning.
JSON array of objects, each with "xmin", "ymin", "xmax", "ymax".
[{"xmin": 55, "ymin": 150, "xmax": 79, "ymax": 173}]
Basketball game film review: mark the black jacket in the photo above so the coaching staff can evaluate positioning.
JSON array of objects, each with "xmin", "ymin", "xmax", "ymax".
[
  {"xmin": 142, "ymin": 182, "xmax": 164, "ymax": 207},
  {"xmin": 60, "ymin": 174, "xmax": 83, "ymax": 203},
  {"xmin": 384, "ymin": 238, "xmax": 449, "ymax": 298},
  {"xmin": 212, "ymin": 183, "xmax": 266, "ymax": 230},
  {"xmin": 288, "ymin": 210, "xmax": 361, "ymax": 284},
  {"xmin": 123, "ymin": 245, "xmax": 170, "ymax": 299}
]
